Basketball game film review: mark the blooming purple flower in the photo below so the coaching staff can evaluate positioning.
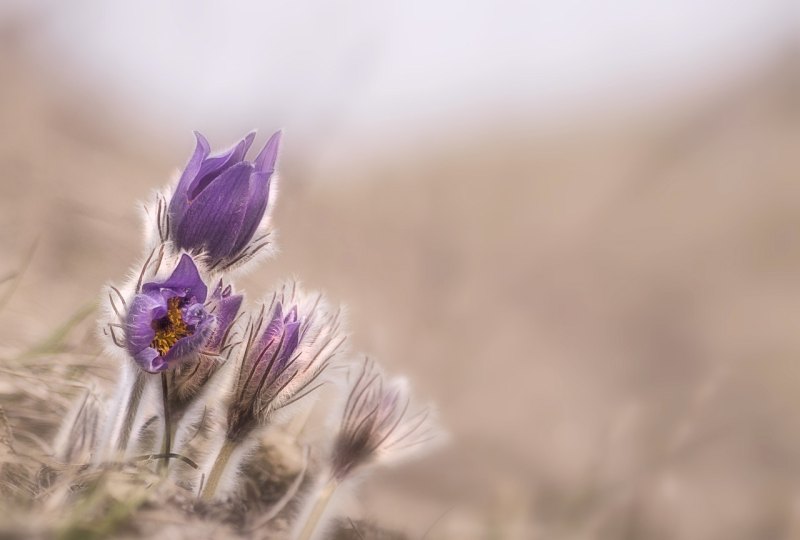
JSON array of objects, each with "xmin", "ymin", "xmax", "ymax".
[
  {"xmin": 125, "ymin": 254, "xmax": 214, "ymax": 373},
  {"xmin": 167, "ymin": 130, "xmax": 281, "ymax": 269}
]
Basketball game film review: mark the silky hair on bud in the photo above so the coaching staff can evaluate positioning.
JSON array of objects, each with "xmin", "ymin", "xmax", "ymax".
[
  {"xmin": 331, "ymin": 357, "xmax": 441, "ymax": 481},
  {"xmin": 225, "ymin": 281, "xmax": 347, "ymax": 442}
]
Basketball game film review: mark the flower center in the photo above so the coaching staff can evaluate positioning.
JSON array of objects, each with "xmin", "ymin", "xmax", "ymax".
[{"xmin": 151, "ymin": 297, "xmax": 192, "ymax": 355}]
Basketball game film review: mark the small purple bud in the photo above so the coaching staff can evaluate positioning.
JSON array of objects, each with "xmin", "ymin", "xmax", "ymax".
[
  {"xmin": 331, "ymin": 359, "xmax": 437, "ymax": 480},
  {"xmin": 168, "ymin": 130, "xmax": 282, "ymax": 268},
  {"xmin": 205, "ymin": 280, "xmax": 244, "ymax": 355},
  {"xmin": 225, "ymin": 286, "xmax": 345, "ymax": 442},
  {"xmin": 125, "ymin": 254, "xmax": 215, "ymax": 373},
  {"xmin": 226, "ymin": 301, "xmax": 302, "ymax": 441}
]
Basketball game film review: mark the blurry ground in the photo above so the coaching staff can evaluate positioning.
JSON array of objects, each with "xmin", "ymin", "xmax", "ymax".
[{"xmin": 2, "ymin": 25, "xmax": 800, "ymax": 540}]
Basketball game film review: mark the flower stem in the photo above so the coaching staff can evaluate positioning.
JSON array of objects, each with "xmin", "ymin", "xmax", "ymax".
[
  {"xmin": 159, "ymin": 372, "xmax": 171, "ymax": 472},
  {"xmin": 200, "ymin": 439, "xmax": 236, "ymax": 501},
  {"xmin": 116, "ymin": 370, "xmax": 145, "ymax": 452},
  {"xmin": 296, "ymin": 477, "xmax": 338, "ymax": 540}
]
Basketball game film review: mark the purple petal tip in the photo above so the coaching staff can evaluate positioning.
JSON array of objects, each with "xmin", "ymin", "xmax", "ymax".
[
  {"xmin": 192, "ymin": 131, "xmax": 211, "ymax": 154},
  {"xmin": 255, "ymin": 130, "xmax": 282, "ymax": 174}
]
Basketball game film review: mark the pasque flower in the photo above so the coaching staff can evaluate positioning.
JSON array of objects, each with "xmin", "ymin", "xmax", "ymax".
[
  {"xmin": 199, "ymin": 285, "xmax": 345, "ymax": 501},
  {"xmin": 226, "ymin": 289, "xmax": 343, "ymax": 441},
  {"xmin": 125, "ymin": 254, "xmax": 214, "ymax": 373},
  {"xmin": 331, "ymin": 358, "xmax": 436, "ymax": 480},
  {"xmin": 66, "ymin": 121, "xmax": 446, "ymax": 533},
  {"xmin": 296, "ymin": 360, "xmax": 437, "ymax": 540},
  {"xmin": 168, "ymin": 130, "xmax": 281, "ymax": 268}
]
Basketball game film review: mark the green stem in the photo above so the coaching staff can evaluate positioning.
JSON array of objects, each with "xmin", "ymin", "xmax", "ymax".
[
  {"xmin": 200, "ymin": 439, "xmax": 236, "ymax": 501},
  {"xmin": 297, "ymin": 478, "xmax": 338, "ymax": 540},
  {"xmin": 159, "ymin": 372, "xmax": 171, "ymax": 472}
]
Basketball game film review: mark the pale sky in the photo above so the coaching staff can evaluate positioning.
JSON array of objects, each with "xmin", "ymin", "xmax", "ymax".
[{"xmin": 3, "ymin": 0, "xmax": 796, "ymax": 165}]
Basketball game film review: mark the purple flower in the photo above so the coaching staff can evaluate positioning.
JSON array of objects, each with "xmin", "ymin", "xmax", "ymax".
[
  {"xmin": 331, "ymin": 359, "xmax": 437, "ymax": 480},
  {"xmin": 125, "ymin": 254, "xmax": 214, "ymax": 373},
  {"xmin": 224, "ymin": 284, "xmax": 345, "ymax": 441},
  {"xmin": 168, "ymin": 130, "xmax": 282, "ymax": 268},
  {"xmin": 226, "ymin": 301, "xmax": 302, "ymax": 440}
]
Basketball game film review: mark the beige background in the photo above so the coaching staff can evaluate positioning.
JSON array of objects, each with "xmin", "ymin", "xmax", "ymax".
[{"xmin": 1, "ymin": 10, "xmax": 800, "ymax": 539}]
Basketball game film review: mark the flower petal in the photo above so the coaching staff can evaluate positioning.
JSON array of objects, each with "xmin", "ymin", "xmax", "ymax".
[
  {"xmin": 206, "ymin": 293, "xmax": 243, "ymax": 353},
  {"xmin": 256, "ymin": 306, "xmax": 284, "ymax": 353},
  {"xmin": 162, "ymin": 313, "xmax": 215, "ymax": 366},
  {"xmin": 143, "ymin": 254, "xmax": 208, "ymax": 303},
  {"xmin": 228, "ymin": 131, "xmax": 281, "ymax": 255},
  {"xmin": 255, "ymin": 130, "xmax": 281, "ymax": 175},
  {"xmin": 134, "ymin": 346, "xmax": 165, "ymax": 373},
  {"xmin": 188, "ymin": 131, "xmax": 257, "ymax": 201},
  {"xmin": 125, "ymin": 291, "xmax": 167, "ymax": 357},
  {"xmin": 173, "ymin": 162, "xmax": 254, "ymax": 264},
  {"xmin": 277, "ymin": 319, "xmax": 301, "ymax": 369},
  {"xmin": 170, "ymin": 132, "xmax": 211, "ymax": 221},
  {"xmin": 182, "ymin": 301, "xmax": 210, "ymax": 326},
  {"xmin": 231, "ymin": 170, "xmax": 271, "ymax": 256}
]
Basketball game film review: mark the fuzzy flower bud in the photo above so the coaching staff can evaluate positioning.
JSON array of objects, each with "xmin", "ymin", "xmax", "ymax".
[
  {"xmin": 125, "ymin": 254, "xmax": 214, "ymax": 373},
  {"xmin": 331, "ymin": 358, "xmax": 437, "ymax": 481},
  {"xmin": 205, "ymin": 280, "xmax": 244, "ymax": 356},
  {"xmin": 225, "ymin": 284, "xmax": 346, "ymax": 442},
  {"xmin": 168, "ymin": 130, "xmax": 281, "ymax": 269}
]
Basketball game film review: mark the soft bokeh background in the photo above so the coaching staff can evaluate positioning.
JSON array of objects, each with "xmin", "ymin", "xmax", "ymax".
[{"xmin": 1, "ymin": 2, "xmax": 800, "ymax": 538}]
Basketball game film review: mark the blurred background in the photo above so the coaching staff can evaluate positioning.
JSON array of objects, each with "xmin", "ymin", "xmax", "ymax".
[{"xmin": 1, "ymin": 1, "xmax": 800, "ymax": 538}]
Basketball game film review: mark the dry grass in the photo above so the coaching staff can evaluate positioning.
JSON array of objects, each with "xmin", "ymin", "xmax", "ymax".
[{"xmin": 0, "ymin": 312, "xmax": 404, "ymax": 539}]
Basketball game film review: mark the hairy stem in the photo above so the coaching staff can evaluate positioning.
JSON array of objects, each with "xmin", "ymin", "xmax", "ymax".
[
  {"xmin": 116, "ymin": 371, "xmax": 146, "ymax": 452},
  {"xmin": 297, "ymin": 478, "xmax": 338, "ymax": 540},
  {"xmin": 160, "ymin": 372, "xmax": 172, "ymax": 472},
  {"xmin": 200, "ymin": 439, "xmax": 236, "ymax": 501}
]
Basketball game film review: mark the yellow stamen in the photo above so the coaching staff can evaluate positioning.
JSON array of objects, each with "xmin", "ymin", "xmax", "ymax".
[{"xmin": 151, "ymin": 297, "xmax": 192, "ymax": 355}]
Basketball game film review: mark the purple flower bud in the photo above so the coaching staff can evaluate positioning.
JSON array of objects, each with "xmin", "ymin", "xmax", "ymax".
[
  {"xmin": 168, "ymin": 130, "xmax": 282, "ymax": 268},
  {"xmin": 331, "ymin": 358, "xmax": 437, "ymax": 480},
  {"xmin": 226, "ymin": 286, "xmax": 345, "ymax": 441},
  {"xmin": 226, "ymin": 301, "xmax": 300, "ymax": 441},
  {"xmin": 205, "ymin": 280, "xmax": 244, "ymax": 356},
  {"xmin": 125, "ymin": 254, "xmax": 214, "ymax": 373}
]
